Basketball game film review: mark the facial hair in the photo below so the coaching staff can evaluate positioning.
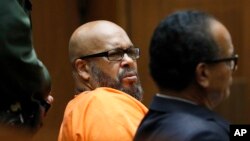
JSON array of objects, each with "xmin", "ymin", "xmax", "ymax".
[{"xmin": 89, "ymin": 63, "xmax": 143, "ymax": 101}]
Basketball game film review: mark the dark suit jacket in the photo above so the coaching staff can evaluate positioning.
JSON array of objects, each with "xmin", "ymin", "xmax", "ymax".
[
  {"xmin": 134, "ymin": 95, "xmax": 229, "ymax": 141},
  {"xmin": 0, "ymin": 0, "xmax": 51, "ymax": 109}
]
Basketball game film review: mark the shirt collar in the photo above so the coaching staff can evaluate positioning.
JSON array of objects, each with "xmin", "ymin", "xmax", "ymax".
[{"xmin": 156, "ymin": 93, "xmax": 197, "ymax": 105}]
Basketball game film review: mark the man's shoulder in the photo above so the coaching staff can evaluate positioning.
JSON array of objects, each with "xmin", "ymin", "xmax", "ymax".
[
  {"xmin": 136, "ymin": 112, "xmax": 228, "ymax": 141},
  {"xmin": 65, "ymin": 87, "xmax": 147, "ymax": 115},
  {"xmin": 164, "ymin": 114, "xmax": 228, "ymax": 141},
  {"xmin": 72, "ymin": 87, "xmax": 135, "ymax": 103},
  {"xmin": 147, "ymin": 111, "xmax": 221, "ymax": 130},
  {"xmin": 61, "ymin": 88, "xmax": 147, "ymax": 141}
]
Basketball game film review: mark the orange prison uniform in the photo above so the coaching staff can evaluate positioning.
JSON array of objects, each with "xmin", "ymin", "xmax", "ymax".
[{"xmin": 58, "ymin": 87, "xmax": 148, "ymax": 141}]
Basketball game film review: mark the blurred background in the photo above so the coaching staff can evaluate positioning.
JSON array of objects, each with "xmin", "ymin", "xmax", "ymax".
[{"xmin": 31, "ymin": 0, "xmax": 250, "ymax": 140}]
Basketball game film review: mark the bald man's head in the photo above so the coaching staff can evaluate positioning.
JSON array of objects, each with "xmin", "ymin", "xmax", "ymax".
[
  {"xmin": 68, "ymin": 20, "xmax": 143, "ymax": 101},
  {"xmin": 69, "ymin": 20, "xmax": 132, "ymax": 64}
]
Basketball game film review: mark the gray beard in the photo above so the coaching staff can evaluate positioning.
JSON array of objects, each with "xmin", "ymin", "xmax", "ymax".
[{"xmin": 89, "ymin": 64, "xmax": 143, "ymax": 101}]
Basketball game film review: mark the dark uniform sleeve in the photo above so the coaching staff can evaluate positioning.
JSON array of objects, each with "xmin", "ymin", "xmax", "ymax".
[{"xmin": 0, "ymin": 0, "xmax": 51, "ymax": 109}]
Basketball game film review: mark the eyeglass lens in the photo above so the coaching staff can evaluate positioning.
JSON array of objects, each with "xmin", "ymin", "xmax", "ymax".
[{"xmin": 107, "ymin": 48, "xmax": 139, "ymax": 61}]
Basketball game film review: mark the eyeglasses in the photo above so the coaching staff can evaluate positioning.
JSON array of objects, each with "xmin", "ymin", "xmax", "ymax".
[
  {"xmin": 79, "ymin": 48, "xmax": 140, "ymax": 61},
  {"xmin": 38, "ymin": 98, "xmax": 51, "ymax": 113},
  {"xmin": 33, "ymin": 97, "xmax": 51, "ymax": 113},
  {"xmin": 203, "ymin": 54, "xmax": 239, "ymax": 72}
]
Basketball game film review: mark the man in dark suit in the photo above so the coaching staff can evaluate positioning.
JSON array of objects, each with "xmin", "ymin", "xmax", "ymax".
[
  {"xmin": 134, "ymin": 10, "xmax": 238, "ymax": 141},
  {"xmin": 0, "ymin": 0, "xmax": 53, "ymax": 137}
]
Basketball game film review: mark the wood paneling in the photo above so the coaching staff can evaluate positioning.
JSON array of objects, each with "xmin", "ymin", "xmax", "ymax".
[
  {"xmin": 31, "ymin": 0, "xmax": 80, "ymax": 140},
  {"xmin": 30, "ymin": 0, "xmax": 250, "ymax": 140},
  {"xmin": 128, "ymin": 0, "xmax": 250, "ymax": 124}
]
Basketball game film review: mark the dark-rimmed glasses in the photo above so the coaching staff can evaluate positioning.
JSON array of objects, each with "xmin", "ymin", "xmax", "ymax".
[
  {"xmin": 38, "ymin": 98, "xmax": 51, "ymax": 113},
  {"xmin": 33, "ymin": 97, "xmax": 51, "ymax": 113},
  {"xmin": 79, "ymin": 48, "xmax": 140, "ymax": 61},
  {"xmin": 203, "ymin": 54, "xmax": 239, "ymax": 72}
]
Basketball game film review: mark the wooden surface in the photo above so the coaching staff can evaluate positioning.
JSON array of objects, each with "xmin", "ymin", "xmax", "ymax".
[
  {"xmin": 29, "ymin": 0, "xmax": 250, "ymax": 140},
  {"xmin": 127, "ymin": 0, "xmax": 250, "ymax": 124}
]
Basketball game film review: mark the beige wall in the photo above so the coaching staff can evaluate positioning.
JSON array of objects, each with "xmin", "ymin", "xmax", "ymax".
[{"xmin": 31, "ymin": 0, "xmax": 250, "ymax": 140}]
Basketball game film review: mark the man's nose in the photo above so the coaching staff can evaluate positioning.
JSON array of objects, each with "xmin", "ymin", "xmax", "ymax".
[{"xmin": 120, "ymin": 53, "xmax": 135, "ymax": 67}]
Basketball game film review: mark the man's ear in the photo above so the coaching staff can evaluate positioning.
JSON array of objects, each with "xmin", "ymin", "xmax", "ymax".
[
  {"xmin": 74, "ymin": 59, "xmax": 90, "ymax": 80},
  {"xmin": 196, "ymin": 63, "xmax": 210, "ymax": 88}
]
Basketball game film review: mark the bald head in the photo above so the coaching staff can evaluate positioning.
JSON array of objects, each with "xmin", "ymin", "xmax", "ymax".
[
  {"xmin": 69, "ymin": 20, "xmax": 132, "ymax": 64},
  {"xmin": 68, "ymin": 20, "xmax": 142, "ymax": 100}
]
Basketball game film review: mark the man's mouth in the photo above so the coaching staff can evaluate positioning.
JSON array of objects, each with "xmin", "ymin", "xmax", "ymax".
[{"xmin": 122, "ymin": 72, "xmax": 138, "ymax": 83}]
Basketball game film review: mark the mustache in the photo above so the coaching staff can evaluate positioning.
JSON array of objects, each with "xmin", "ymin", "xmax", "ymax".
[{"xmin": 118, "ymin": 68, "xmax": 138, "ymax": 80}]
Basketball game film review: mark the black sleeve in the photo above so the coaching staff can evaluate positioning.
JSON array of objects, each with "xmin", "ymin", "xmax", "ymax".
[{"xmin": 0, "ymin": 0, "xmax": 51, "ymax": 107}]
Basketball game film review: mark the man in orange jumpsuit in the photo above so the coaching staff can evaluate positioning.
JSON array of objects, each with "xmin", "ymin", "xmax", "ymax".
[{"xmin": 58, "ymin": 20, "xmax": 148, "ymax": 141}]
